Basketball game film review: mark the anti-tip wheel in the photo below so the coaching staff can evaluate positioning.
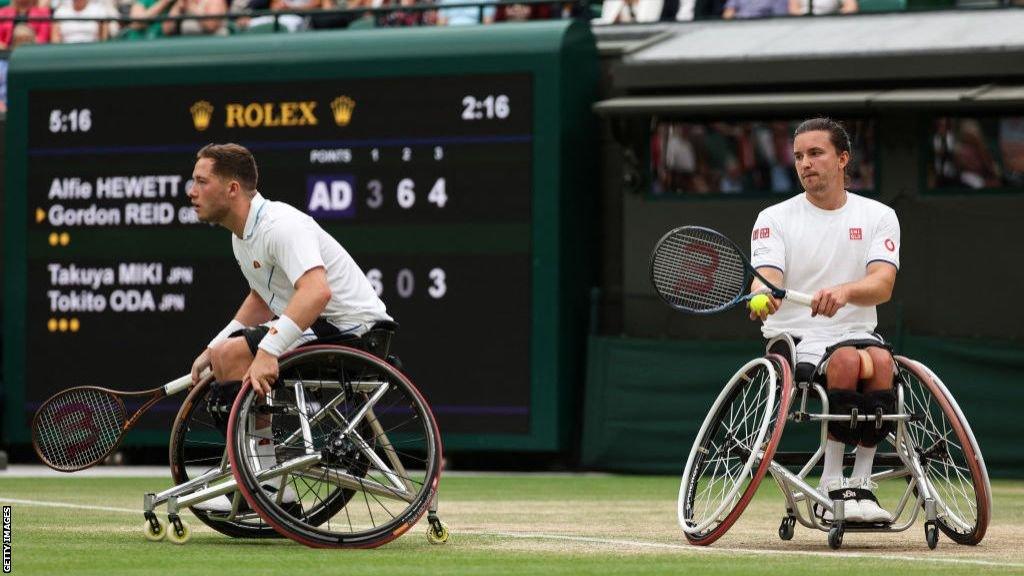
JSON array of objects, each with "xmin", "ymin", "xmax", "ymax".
[
  {"xmin": 827, "ymin": 525, "xmax": 844, "ymax": 550},
  {"xmin": 143, "ymin": 519, "xmax": 166, "ymax": 542},
  {"xmin": 925, "ymin": 522, "xmax": 939, "ymax": 550},
  {"xmin": 166, "ymin": 520, "xmax": 192, "ymax": 545},
  {"xmin": 427, "ymin": 521, "xmax": 450, "ymax": 545},
  {"xmin": 778, "ymin": 516, "xmax": 795, "ymax": 541}
]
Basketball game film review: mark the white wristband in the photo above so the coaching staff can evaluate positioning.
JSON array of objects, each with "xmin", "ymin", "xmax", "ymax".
[
  {"xmin": 208, "ymin": 319, "xmax": 246, "ymax": 349},
  {"xmin": 258, "ymin": 315, "xmax": 304, "ymax": 357}
]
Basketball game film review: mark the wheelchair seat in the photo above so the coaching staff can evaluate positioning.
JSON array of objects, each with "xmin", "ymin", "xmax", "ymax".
[{"xmin": 299, "ymin": 320, "xmax": 399, "ymax": 362}]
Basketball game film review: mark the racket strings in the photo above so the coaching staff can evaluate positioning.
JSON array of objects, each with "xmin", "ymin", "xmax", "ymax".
[
  {"xmin": 652, "ymin": 229, "xmax": 747, "ymax": 312},
  {"xmin": 33, "ymin": 388, "xmax": 126, "ymax": 471}
]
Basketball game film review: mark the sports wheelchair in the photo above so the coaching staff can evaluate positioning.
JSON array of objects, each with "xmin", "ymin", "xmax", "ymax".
[
  {"xmin": 677, "ymin": 336, "xmax": 991, "ymax": 550},
  {"xmin": 141, "ymin": 321, "xmax": 449, "ymax": 547}
]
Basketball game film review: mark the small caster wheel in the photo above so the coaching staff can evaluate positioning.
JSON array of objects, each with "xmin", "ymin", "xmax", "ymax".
[
  {"xmin": 925, "ymin": 521, "xmax": 939, "ymax": 550},
  {"xmin": 167, "ymin": 517, "xmax": 192, "ymax": 545},
  {"xmin": 427, "ymin": 520, "xmax": 450, "ymax": 545},
  {"xmin": 778, "ymin": 516, "xmax": 795, "ymax": 541},
  {"xmin": 827, "ymin": 525, "xmax": 844, "ymax": 550},
  {"xmin": 143, "ymin": 518, "xmax": 166, "ymax": 542}
]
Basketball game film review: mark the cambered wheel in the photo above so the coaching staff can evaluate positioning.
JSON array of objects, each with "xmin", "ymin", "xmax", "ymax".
[
  {"xmin": 678, "ymin": 355, "xmax": 793, "ymax": 546},
  {"xmin": 228, "ymin": 345, "xmax": 443, "ymax": 549},
  {"xmin": 897, "ymin": 357, "xmax": 991, "ymax": 546}
]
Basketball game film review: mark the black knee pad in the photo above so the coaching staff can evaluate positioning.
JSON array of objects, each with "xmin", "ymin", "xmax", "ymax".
[
  {"xmin": 206, "ymin": 380, "xmax": 242, "ymax": 436},
  {"xmin": 860, "ymin": 389, "xmax": 896, "ymax": 447},
  {"xmin": 827, "ymin": 389, "xmax": 863, "ymax": 446}
]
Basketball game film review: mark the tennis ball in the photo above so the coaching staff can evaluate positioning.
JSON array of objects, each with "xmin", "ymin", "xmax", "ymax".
[{"xmin": 749, "ymin": 294, "xmax": 771, "ymax": 315}]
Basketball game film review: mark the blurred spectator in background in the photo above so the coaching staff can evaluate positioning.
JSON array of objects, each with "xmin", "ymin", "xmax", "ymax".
[
  {"xmin": 493, "ymin": 1, "xmax": 554, "ymax": 21},
  {"xmin": 722, "ymin": 0, "xmax": 785, "ymax": 18},
  {"xmin": 0, "ymin": 0, "xmax": 51, "ymax": 48},
  {"xmin": 51, "ymin": 0, "xmax": 110, "ymax": 42},
  {"xmin": 261, "ymin": 0, "xmax": 335, "ymax": 31},
  {"xmin": 932, "ymin": 118, "xmax": 1001, "ymax": 189},
  {"xmin": 596, "ymin": 0, "xmax": 662, "ymax": 23},
  {"xmin": 999, "ymin": 117, "xmax": 1024, "ymax": 187},
  {"xmin": 124, "ymin": 0, "xmax": 176, "ymax": 38},
  {"xmin": 0, "ymin": 23, "xmax": 35, "ymax": 112},
  {"xmin": 664, "ymin": 0, "xmax": 725, "ymax": 21},
  {"xmin": 437, "ymin": 0, "xmax": 492, "ymax": 24},
  {"xmin": 377, "ymin": 0, "xmax": 435, "ymax": 26},
  {"xmin": 789, "ymin": 0, "xmax": 856, "ymax": 15},
  {"xmin": 163, "ymin": 0, "xmax": 228, "ymax": 34}
]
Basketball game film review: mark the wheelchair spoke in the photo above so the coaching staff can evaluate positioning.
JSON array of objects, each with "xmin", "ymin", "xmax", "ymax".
[
  {"xmin": 898, "ymin": 361, "xmax": 986, "ymax": 540},
  {"xmin": 679, "ymin": 358, "xmax": 786, "ymax": 540}
]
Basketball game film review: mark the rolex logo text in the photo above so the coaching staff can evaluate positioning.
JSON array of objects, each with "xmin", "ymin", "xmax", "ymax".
[{"xmin": 225, "ymin": 101, "xmax": 318, "ymax": 128}]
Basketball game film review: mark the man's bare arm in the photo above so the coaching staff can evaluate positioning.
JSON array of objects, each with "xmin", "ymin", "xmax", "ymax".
[
  {"xmin": 246, "ymin": 267, "xmax": 331, "ymax": 396},
  {"xmin": 232, "ymin": 290, "xmax": 275, "ymax": 327},
  {"xmin": 812, "ymin": 262, "xmax": 897, "ymax": 317},
  {"xmin": 277, "ymin": 267, "xmax": 332, "ymax": 330}
]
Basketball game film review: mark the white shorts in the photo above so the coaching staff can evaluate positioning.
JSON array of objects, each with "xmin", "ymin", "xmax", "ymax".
[{"xmin": 794, "ymin": 331, "xmax": 886, "ymax": 368}]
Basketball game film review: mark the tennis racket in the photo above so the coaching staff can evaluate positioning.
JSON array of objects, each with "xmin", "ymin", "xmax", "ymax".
[
  {"xmin": 649, "ymin": 225, "xmax": 813, "ymax": 314},
  {"xmin": 31, "ymin": 373, "xmax": 205, "ymax": 472}
]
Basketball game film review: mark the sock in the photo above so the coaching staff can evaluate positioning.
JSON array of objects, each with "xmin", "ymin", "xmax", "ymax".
[
  {"xmin": 820, "ymin": 439, "xmax": 845, "ymax": 488},
  {"xmin": 851, "ymin": 444, "xmax": 877, "ymax": 482}
]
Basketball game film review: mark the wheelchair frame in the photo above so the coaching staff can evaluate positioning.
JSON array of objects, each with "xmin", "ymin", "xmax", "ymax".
[
  {"xmin": 140, "ymin": 325, "xmax": 449, "ymax": 547},
  {"xmin": 678, "ymin": 351, "xmax": 991, "ymax": 550}
]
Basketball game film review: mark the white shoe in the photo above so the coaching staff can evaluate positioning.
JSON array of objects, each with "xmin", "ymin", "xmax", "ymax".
[
  {"xmin": 851, "ymin": 478, "xmax": 893, "ymax": 523},
  {"xmin": 817, "ymin": 479, "xmax": 863, "ymax": 522},
  {"xmin": 192, "ymin": 494, "xmax": 237, "ymax": 513}
]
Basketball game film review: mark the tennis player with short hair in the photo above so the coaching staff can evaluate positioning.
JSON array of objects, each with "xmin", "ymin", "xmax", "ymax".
[
  {"xmin": 186, "ymin": 143, "xmax": 391, "ymax": 511},
  {"xmin": 749, "ymin": 118, "xmax": 901, "ymax": 523}
]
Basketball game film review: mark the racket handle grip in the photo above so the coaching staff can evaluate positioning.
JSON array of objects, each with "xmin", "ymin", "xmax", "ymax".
[
  {"xmin": 783, "ymin": 290, "xmax": 813, "ymax": 307},
  {"xmin": 164, "ymin": 374, "xmax": 194, "ymax": 395}
]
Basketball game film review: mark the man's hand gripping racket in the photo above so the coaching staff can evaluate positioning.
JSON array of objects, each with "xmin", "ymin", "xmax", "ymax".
[
  {"xmin": 649, "ymin": 225, "xmax": 813, "ymax": 314},
  {"xmin": 32, "ymin": 370, "xmax": 213, "ymax": 472}
]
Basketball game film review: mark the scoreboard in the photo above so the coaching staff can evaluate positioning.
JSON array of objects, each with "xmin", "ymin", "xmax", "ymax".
[{"xmin": 5, "ymin": 22, "xmax": 598, "ymax": 451}]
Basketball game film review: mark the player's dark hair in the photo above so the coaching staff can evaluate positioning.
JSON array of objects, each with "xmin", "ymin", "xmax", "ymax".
[
  {"xmin": 794, "ymin": 117, "xmax": 852, "ymax": 157},
  {"xmin": 197, "ymin": 143, "xmax": 258, "ymax": 193}
]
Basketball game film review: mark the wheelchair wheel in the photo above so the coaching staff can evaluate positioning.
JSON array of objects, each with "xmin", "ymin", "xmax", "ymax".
[
  {"xmin": 227, "ymin": 345, "xmax": 443, "ymax": 548},
  {"xmin": 678, "ymin": 354, "xmax": 792, "ymax": 545},
  {"xmin": 169, "ymin": 376, "xmax": 280, "ymax": 538},
  {"xmin": 896, "ymin": 356, "xmax": 991, "ymax": 546}
]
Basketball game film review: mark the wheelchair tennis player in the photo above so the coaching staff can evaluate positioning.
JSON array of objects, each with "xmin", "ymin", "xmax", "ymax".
[
  {"xmin": 748, "ymin": 118, "xmax": 900, "ymax": 524},
  {"xmin": 185, "ymin": 143, "xmax": 393, "ymax": 512}
]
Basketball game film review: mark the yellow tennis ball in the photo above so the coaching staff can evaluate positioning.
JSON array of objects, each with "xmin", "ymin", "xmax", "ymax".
[{"xmin": 749, "ymin": 294, "xmax": 771, "ymax": 315}]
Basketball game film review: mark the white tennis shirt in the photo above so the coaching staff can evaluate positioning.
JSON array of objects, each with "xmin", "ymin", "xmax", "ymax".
[
  {"xmin": 231, "ymin": 193, "xmax": 392, "ymax": 328},
  {"xmin": 750, "ymin": 192, "xmax": 900, "ymax": 339}
]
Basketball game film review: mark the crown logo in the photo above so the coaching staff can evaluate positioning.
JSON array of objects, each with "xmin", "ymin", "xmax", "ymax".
[
  {"xmin": 190, "ymin": 100, "xmax": 214, "ymax": 132},
  {"xmin": 330, "ymin": 96, "xmax": 355, "ymax": 127}
]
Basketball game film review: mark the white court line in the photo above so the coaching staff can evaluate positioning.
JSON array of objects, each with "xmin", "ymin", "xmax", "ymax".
[
  {"xmin": 0, "ymin": 496, "xmax": 1021, "ymax": 569},
  {"xmin": 487, "ymin": 531, "xmax": 1024, "ymax": 569},
  {"xmin": 0, "ymin": 497, "xmax": 137, "ymax": 514}
]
